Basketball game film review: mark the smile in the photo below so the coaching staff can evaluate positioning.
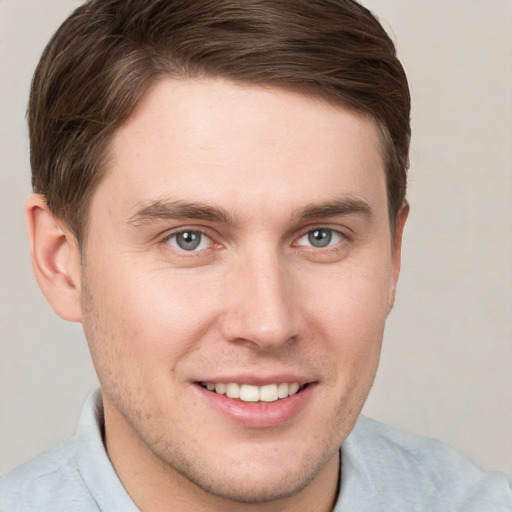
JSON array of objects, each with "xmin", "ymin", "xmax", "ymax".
[{"xmin": 199, "ymin": 382, "xmax": 306, "ymax": 403}]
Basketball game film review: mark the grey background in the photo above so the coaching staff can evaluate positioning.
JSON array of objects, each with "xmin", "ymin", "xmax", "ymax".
[{"xmin": 1, "ymin": 0, "xmax": 511, "ymax": 475}]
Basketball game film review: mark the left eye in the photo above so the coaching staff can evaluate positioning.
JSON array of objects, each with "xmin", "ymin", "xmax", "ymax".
[
  {"xmin": 166, "ymin": 230, "xmax": 211, "ymax": 251},
  {"xmin": 297, "ymin": 228, "xmax": 343, "ymax": 248}
]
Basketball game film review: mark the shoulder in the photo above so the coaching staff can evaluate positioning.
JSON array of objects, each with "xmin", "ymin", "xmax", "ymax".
[
  {"xmin": 0, "ymin": 437, "xmax": 98, "ymax": 512},
  {"xmin": 340, "ymin": 416, "xmax": 512, "ymax": 511}
]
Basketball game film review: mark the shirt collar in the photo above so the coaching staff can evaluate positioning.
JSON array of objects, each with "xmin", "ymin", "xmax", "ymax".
[{"xmin": 76, "ymin": 389, "xmax": 140, "ymax": 512}]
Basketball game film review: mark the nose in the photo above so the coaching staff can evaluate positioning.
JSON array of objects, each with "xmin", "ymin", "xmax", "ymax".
[{"xmin": 219, "ymin": 249, "xmax": 300, "ymax": 350}]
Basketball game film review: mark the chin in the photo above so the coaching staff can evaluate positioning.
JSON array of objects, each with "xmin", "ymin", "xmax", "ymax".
[
  {"xmin": 152, "ymin": 430, "xmax": 341, "ymax": 506},
  {"xmin": 172, "ymin": 457, "xmax": 325, "ymax": 505}
]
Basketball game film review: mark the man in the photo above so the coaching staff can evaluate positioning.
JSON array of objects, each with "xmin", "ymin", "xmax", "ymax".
[{"xmin": 0, "ymin": 0, "xmax": 510, "ymax": 510}]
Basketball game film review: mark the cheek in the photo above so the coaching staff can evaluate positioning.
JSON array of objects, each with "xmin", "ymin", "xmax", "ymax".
[
  {"xmin": 304, "ymin": 257, "xmax": 392, "ymax": 333},
  {"xmin": 299, "ymin": 258, "xmax": 391, "ymax": 382},
  {"xmin": 82, "ymin": 261, "xmax": 223, "ymax": 372}
]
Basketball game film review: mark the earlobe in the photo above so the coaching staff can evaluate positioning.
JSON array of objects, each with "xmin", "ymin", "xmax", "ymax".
[
  {"xmin": 387, "ymin": 200, "xmax": 409, "ymax": 314},
  {"xmin": 25, "ymin": 194, "xmax": 83, "ymax": 322}
]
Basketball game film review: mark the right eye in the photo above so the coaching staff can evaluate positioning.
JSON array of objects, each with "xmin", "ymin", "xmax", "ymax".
[{"xmin": 164, "ymin": 230, "xmax": 212, "ymax": 252}]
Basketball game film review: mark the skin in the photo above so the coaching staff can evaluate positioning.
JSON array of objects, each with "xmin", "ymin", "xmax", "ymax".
[{"xmin": 27, "ymin": 78, "xmax": 407, "ymax": 512}]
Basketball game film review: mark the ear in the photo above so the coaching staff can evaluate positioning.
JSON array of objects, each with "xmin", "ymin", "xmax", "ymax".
[
  {"xmin": 387, "ymin": 200, "xmax": 409, "ymax": 314},
  {"xmin": 25, "ymin": 194, "xmax": 83, "ymax": 322}
]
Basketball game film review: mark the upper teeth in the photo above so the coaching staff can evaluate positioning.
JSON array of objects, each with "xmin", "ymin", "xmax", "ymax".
[{"xmin": 201, "ymin": 382, "xmax": 302, "ymax": 403}]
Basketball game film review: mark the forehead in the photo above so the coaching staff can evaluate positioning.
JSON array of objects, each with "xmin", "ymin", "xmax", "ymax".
[{"xmin": 94, "ymin": 77, "xmax": 387, "ymax": 225}]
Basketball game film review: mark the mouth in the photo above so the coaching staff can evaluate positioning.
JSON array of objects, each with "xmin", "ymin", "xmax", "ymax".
[{"xmin": 198, "ymin": 382, "xmax": 308, "ymax": 403}]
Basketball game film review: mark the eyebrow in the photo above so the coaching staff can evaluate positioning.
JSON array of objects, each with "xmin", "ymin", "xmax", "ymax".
[
  {"xmin": 127, "ymin": 199, "xmax": 237, "ymax": 226},
  {"xmin": 296, "ymin": 197, "xmax": 374, "ymax": 222},
  {"xmin": 127, "ymin": 195, "xmax": 374, "ymax": 227}
]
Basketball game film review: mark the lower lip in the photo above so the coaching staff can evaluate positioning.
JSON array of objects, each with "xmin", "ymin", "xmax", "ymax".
[{"xmin": 194, "ymin": 384, "xmax": 315, "ymax": 429}]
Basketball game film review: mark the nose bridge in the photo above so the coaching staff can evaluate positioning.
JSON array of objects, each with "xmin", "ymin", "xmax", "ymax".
[{"xmin": 221, "ymin": 245, "xmax": 298, "ymax": 349}]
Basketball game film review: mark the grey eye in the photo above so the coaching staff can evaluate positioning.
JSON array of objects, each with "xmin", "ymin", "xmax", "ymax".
[
  {"xmin": 308, "ymin": 229, "xmax": 333, "ymax": 248},
  {"xmin": 168, "ymin": 231, "xmax": 209, "ymax": 251},
  {"xmin": 297, "ymin": 228, "xmax": 342, "ymax": 248}
]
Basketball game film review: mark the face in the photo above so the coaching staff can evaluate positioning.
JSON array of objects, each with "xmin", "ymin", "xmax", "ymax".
[{"xmin": 78, "ymin": 78, "xmax": 405, "ymax": 506}]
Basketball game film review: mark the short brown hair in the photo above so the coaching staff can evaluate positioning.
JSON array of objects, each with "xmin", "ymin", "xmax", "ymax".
[{"xmin": 29, "ymin": 0, "xmax": 410, "ymax": 242}]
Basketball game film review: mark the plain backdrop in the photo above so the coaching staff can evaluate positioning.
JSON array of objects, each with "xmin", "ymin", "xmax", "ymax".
[{"xmin": 1, "ymin": 0, "xmax": 511, "ymax": 476}]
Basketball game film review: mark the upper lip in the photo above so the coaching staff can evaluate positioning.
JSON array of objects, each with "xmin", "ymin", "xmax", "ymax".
[{"xmin": 194, "ymin": 374, "xmax": 314, "ymax": 386}]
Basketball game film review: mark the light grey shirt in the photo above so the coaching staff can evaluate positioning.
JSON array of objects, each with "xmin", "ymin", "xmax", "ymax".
[{"xmin": 1, "ymin": 390, "xmax": 511, "ymax": 511}]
